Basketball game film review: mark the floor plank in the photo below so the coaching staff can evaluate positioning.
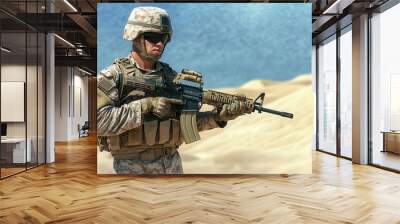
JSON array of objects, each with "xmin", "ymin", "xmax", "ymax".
[{"xmin": 0, "ymin": 135, "xmax": 399, "ymax": 223}]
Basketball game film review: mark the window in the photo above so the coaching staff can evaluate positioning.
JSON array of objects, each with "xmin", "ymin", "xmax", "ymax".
[
  {"xmin": 0, "ymin": 1, "xmax": 46, "ymax": 179},
  {"xmin": 371, "ymin": 3, "xmax": 400, "ymax": 171},
  {"xmin": 317, "ymin": 35, "xmax": 337, "ymax": 154},
  {"xmin": 339, "ymin": 27, "xmax": 352, "ymax": 158}
]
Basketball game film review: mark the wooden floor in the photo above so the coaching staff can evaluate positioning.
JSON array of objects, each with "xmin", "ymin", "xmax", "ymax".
[
  {"xmin": 1, "ymin": 136, "xmax": 400, "ymax": 224},
  {"xmin": 1, "ymin": 163, "xmax": 45, "ymax": 178},
  {"xmin": 373, "ymin": 151, "xmax": 400, "ymax": 171},
  {"xmin": 1, "ymin": 167, "xmax": 26, "ymax": 178}
]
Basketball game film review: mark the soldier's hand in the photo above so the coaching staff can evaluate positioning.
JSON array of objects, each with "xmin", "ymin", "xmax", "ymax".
[
  {"xmin": 152, "ymin": 97, "xmax": 183, "ymax": 118},
  {"xmin": 215, "ymin": 101, "xmax": 246, "ymax": 121},
  {"xmin": 140, "ymin": 97, "xmax": 183, "ymax": 118}
]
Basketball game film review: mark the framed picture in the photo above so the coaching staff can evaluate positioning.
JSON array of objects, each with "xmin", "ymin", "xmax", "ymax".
[{"xmin": 97, "ymin": 3, "xmax": 312, "ymax": 174}]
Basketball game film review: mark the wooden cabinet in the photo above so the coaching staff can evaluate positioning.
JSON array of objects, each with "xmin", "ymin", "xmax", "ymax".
[
  {"xmin": 382, "ymin": 132, "xmax": 400, "ymax": 154},
  {"xmin": 0, "ymin": 138, "xmax": 32, "ymax": 167}
]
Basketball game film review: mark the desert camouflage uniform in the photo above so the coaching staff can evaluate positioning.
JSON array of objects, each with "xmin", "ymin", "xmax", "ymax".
[{"xmin": 97, "ymin": 55, "xmax": 226, "ymax": 174}]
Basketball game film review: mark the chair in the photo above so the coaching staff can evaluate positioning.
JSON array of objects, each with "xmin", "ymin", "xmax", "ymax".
[{"xmin": 79, "ymin": 121, "xmax": 90, "ymax": 138}]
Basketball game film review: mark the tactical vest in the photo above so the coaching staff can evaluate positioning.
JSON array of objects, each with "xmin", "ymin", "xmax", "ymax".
[{"xmin": 106, "ymin": 57, "xmax": 183, "ymax": 159}]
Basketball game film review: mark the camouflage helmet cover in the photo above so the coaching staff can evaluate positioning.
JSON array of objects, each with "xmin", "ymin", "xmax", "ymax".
[{"xmin": 123, "ymin": 7, "xmax": 173, "ymax": 41}]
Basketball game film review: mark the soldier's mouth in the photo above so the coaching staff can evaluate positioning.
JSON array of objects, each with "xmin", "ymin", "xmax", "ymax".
[{"xmin": 151, "ymin": 49, "xmax": 162, "ymax": 54}]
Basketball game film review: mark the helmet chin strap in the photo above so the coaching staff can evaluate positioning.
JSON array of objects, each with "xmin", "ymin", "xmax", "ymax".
[{"xmin": 132, "ymin": 36, "xmax": 167, "ymax": 62}]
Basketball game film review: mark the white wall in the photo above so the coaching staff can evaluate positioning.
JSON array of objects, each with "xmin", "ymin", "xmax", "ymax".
[
  {"xmin": 72, "ymin": 72, "xmax": 89, "ymax": 138},
  {"xmin": 1, "ymin": 63, "xmax": 46, "ymax": 164},
  {"xmin": 1, "ymin": 65, "xmax": 40, "ymax": 137},
  {"xmin": 1, "ymin": 64, "xmax": 26, "ymax": 82},
  {"xmin": 1, "ymin": 64, "xmax": 26, "ymax": 139},
  {"xmin": 55, "ymin": 66, "xmax": 69, "ymax": 141},
  {"xmin": 54, "ymin": 67, "xmax": 89, "ymax": 141}
]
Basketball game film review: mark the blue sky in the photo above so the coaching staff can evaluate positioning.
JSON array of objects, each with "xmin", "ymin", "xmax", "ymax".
[{"xmin": 98, "ymin": 3, "xmax": 311, "ymax": 88}]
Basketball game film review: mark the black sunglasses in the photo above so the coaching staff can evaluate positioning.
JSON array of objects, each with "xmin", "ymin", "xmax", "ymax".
[{"xmin": 142, "ymin": 32, "xmax": 169, "ymax": 44}]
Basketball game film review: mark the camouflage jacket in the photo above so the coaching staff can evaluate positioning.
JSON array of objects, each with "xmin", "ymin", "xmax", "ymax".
[{"xmin": 97, "ymin": 55, "xmax": 226, "ymax": 144}]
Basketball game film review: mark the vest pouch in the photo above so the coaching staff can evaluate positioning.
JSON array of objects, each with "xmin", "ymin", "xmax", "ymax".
[
  {"xmin": 158, "ymin": 119, "xmax": 171, "ymax": 144},
  {"xmin": 143, "ymin": 120, "xmax": 158, "ymax": 146},
  {"xmin": 108, "ymin": 135, "xmax": 121, "ymax": 154},
  {"xmin": 120, "ymin": 125, "xmax": 144, "ymax": 147},
  {"xmin": 169, "ymin": 119, "xmax": 180, "ymax": 145}
]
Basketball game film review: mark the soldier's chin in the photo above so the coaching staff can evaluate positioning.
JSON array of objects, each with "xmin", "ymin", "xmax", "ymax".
[
  {"xmin": 149, "ymin": 52, "xmax": 162, "ymax": 58},
  {"xmin": 152, "ymin": 51, "xmax": 162, "ymax": 55}
]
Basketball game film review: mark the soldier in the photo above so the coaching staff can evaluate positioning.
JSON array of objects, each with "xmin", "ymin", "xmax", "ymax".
[{"xmin": 97, "ymin": 6, "xmax": 246, "ymax": 174}]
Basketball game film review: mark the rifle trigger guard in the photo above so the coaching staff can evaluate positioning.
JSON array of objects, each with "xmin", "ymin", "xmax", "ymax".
[{"xmin": 253, "ymin": 92, "xmax": 265, "ymax": 113}]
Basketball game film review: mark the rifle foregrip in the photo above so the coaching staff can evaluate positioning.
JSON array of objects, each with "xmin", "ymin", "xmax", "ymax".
[{"xmin": 202, "ymin": 90, "xmax": 253, "ymax": 112}]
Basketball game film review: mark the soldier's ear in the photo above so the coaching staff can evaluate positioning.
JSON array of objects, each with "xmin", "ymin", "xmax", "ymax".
[
  {"xmin": 131, "ymin": 40, "xmax": 136, "ymax": 52},
  {"xmin": 132, "ymin": 37, "xmax": 141, "ymax": 51}
]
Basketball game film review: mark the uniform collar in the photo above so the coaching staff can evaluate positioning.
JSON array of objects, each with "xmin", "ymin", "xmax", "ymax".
[{"xmin": 128, "ymin": 54, "xmax": 163, "ymax": 74}]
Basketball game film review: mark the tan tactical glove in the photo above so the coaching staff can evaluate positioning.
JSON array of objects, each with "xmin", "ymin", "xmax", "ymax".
[
  {"xmin": 213, "ymin": 101, "xmax": 246, "ymax": 122},
  {"xmin": 140, "ymin": 97, "xmax": 183, "ymax": 118}
]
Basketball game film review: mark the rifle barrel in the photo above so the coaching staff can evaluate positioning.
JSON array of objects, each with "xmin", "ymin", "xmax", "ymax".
[{"xmin": 254, "ymin": 105, "xmax": 293, "ymax": 119}]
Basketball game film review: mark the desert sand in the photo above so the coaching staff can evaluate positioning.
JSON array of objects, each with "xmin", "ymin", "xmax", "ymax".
[{"xmin": 97, "ymin": 74, "xmax": 313, "ymax": 174}]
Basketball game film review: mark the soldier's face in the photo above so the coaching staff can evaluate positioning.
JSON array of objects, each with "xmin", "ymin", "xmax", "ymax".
[{"xmin": 142, "ymin": 32, "xmax": 168, "ymax": 57}]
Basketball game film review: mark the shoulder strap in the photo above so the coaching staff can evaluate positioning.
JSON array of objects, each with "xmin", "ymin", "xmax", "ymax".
[
  {"xmin": 113, "ymin": 57, "xmax": 139, "ymax": 99},
  {"xmin": 114, "ymin": 57, "xmax": 136, "ymax": 78},
  {"xmin": 159, "ymin": 61, "xmax": 177, "ymax": 85}
]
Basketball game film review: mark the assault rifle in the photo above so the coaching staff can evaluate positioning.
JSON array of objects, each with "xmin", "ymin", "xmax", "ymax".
[{"xmin": 129, "ymin": 69, "xmax": 293, "ymax": 144}]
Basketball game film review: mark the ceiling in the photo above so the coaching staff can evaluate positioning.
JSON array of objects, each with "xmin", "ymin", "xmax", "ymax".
[
  {"xmin": 0, "ymin": 0, "xmax": 98, "ymax": 74},
  {"xmin": 310, "ymin": 0, "xmax": 390, "ymax": 43},
  {"xmin": 0, "ymin": 0, "xmax": 395, "ymax": 74}
]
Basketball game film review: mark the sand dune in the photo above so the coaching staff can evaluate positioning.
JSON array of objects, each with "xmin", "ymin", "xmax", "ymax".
[
  {"xmin": 215, "ymin": 74, "xmax": 312, "ymax": 105},
  {"xmin": 98, "ymin": 74, "xmax": 313, "ymax": 174},
  {"xmin": 180, "ymin": 74, "xmax": 313, "ymax": 174}
]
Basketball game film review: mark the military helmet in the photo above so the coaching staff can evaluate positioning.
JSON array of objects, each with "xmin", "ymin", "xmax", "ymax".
[{"xmin": 123, "ymin": 7, "xmax": 173, "ymax": 42}]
